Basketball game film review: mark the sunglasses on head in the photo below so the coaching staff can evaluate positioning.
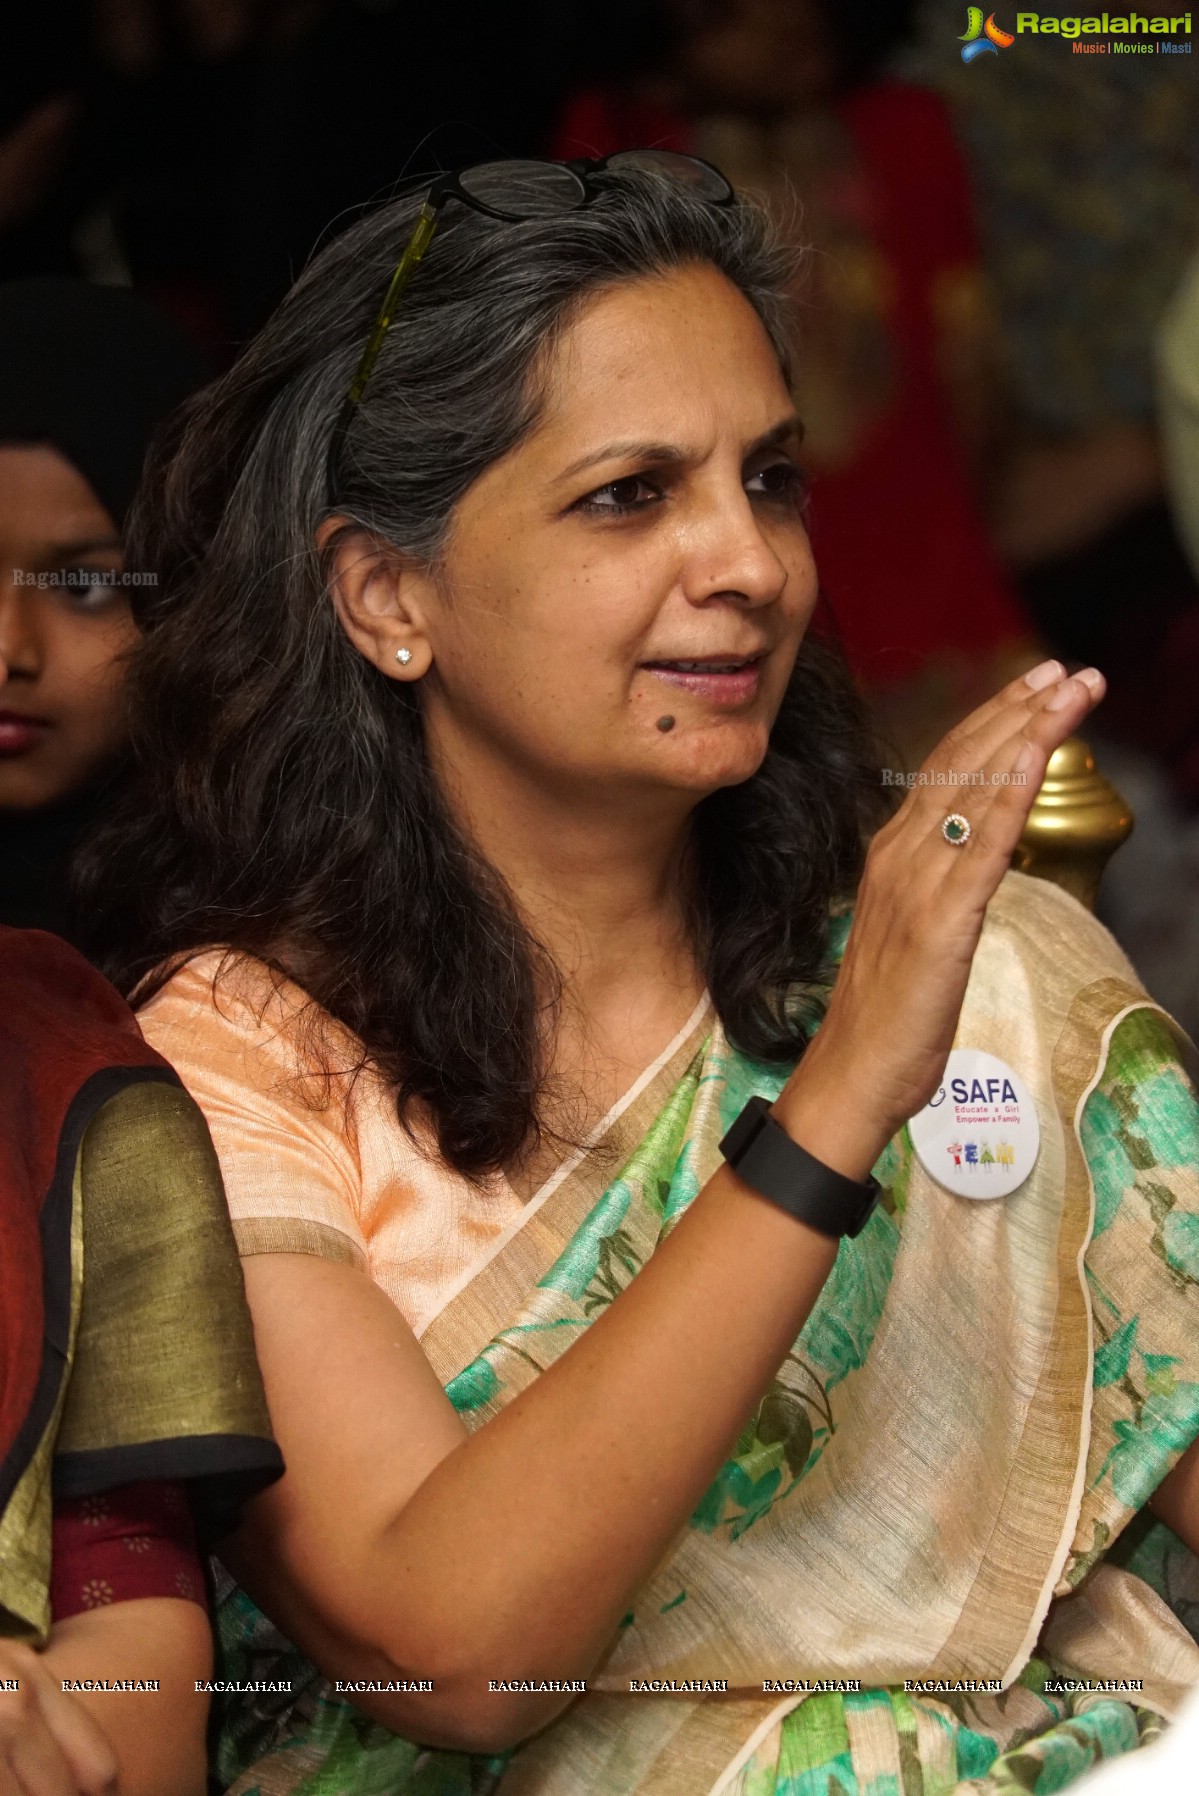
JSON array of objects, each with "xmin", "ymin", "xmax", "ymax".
[{"xmin": 325, "ymin": 150, "xmax": 735, "ymax": 504}]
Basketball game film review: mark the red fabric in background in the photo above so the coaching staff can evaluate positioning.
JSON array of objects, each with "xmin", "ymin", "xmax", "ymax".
[
  {"xmin": 813, "ymin": 83, "xmax": 1028, "ymax": 687},
  {"xmin": 552, "ymin": 83, "xmax": 1031, "ymax": 689},
  {"xmin": 0, "ymin": 930, "xmax": 167, "ymax": 1494},
  {"xmin": 50, "ymin": 1479, "xmax": 205, "ymax": 1620}
]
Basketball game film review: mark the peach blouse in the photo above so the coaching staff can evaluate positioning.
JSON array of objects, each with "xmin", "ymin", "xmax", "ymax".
[{"xmin": 138, "ymin": 953, "xmax": 710, "ymax": 1337}]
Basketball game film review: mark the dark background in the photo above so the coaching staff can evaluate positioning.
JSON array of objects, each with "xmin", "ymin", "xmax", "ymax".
[{"xmin": 3, "ymin": 0, "xmax": 1198, "ymax": 1027}]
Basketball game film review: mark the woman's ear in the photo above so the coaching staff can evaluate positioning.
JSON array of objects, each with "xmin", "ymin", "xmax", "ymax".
[{"xmin": 316, "ymin": 515, "xmax": 435, "ymax": 680}]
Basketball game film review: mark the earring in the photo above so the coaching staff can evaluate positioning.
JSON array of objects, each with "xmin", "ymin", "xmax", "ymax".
[{"xmin": 395, "ymin": 647, "xmax": 413, "ymax": 666}]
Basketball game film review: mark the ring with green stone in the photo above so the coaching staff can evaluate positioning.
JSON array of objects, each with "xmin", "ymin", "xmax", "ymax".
[{"xmin": 942, "ymin": 812, "xmax": 971, "ymax": 848}]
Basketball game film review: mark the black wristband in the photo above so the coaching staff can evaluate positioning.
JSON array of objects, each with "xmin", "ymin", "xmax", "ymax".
[{"xmin": 719, "ymin": 1095, "xmax": 880, "ymax": 1240}]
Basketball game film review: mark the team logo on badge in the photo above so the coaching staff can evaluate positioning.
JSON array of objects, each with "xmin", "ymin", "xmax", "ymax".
[{"xmin": 909, "ymin": 1049, "xmax": 1040, "ymax": 1200}]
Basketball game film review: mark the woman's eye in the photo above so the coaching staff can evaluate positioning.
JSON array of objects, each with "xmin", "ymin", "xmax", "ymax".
[
  {"xmin": 56, "ymin": 568, "xmax": 123, "ymax": 610},
  {"xmin": 577, "ymin": 476, "xmax": 661, "ymax": 514},
  {"xmin": 747, "ymin": 460, "xmax": 808, "ymax": 502}
]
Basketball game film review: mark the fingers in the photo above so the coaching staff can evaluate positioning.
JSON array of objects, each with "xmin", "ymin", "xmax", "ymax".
[
  {"xmin": 911, "ymin": 660, "xmax": 1102, "ymax": 806},
  {"xmin": 906, "ymin": 656, "xmax": 1062, "ymax": 786},
  {"xmin": 5, "ymin": 1721, "xmax": 79, "ymax": 1796},
  {"xmin": 959, "ymin": 663, "xmax": 1104, "ymax": 773},
  {"xmin": 834, "ymin": 659, "xmax": 1108, "ymax": 1134},
  {"xmin": 864, "ymin": 655, "xmax": 1106, "ymax": 893},
  {"xmin": 870, "ymin": 667, "xmax": 1103, "ymax": 904},
  {"xmin": 902, "ymin": 666, "xmax": 1104, "ymax": 842},
  {"xmin": 0, "ymin": 1664, "xmax": 117, "ymax": 1796},
  {"xmin": 28, "ymin": 1686, "xmax": 116, "ymax": 1796},
  {"xmin": 939, "ymin": 743, "xmax": 1040, "ymax": 873},
  {"xmin": 924, "ymin": 673, "xmax": 1104, "ymax": 877}
]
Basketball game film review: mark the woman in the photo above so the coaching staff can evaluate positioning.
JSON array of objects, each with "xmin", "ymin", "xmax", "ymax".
[
  {"xmin": 0, "ymin": 278, "xmax": 209, "ymax": 943},
  {"xmin": 79, "ymin": 157, "xmax": 1199, "ymax": 1793},
  {"xmin": 551, "ymin": 0, "xmax": 1041, "ymax": 760},
  {"xmin": 0, "ymin": 926, "xmax": 283, "ymax": 1795}
]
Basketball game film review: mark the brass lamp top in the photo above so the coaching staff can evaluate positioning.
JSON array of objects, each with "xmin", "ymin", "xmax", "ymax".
[
  {"xmin": 1014, "ymin": 735, "xmax": 1134, "ymax": 911},
  {"xmin": 1019, "ymin": 737, "xmax": 1135, "ymax": 851}
]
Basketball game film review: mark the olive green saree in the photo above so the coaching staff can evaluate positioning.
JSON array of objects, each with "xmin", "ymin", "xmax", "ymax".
[
  {"xmin": 212, "ymin": 872, "xmax": 1199, "ymax": 1796},
  {"xmin": 0, "ymin": 927, "xmax": 282, "ymax": 1647}
]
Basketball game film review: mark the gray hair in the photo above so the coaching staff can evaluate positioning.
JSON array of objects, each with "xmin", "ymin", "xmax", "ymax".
[
  {"xmin": 220, "ymin": 165, "xmax": 801, "ymax": 580},
  {"xmin": 88, "ymin": 165, "xmax": 890, "ymax": 1184}
]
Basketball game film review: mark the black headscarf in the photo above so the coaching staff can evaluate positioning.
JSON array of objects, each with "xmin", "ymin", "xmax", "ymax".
[
  {"xmin": 0, "ymin": 278, "xmax": 211, "ymax": 527},
  {"xmin": 0, "ymin": 280, "xmax": 211, "ymax": 943}
]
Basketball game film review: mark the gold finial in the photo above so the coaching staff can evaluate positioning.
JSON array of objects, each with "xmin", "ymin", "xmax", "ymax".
[{"xmin": 1013, "ymin": 736, "xmax": 1134, "ymax": 912}]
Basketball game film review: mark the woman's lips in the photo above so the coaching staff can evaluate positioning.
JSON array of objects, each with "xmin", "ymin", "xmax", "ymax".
[
  {"xmin": 642, "ymin": 658, "xmax": 764, "ymax": 707},
  {"xmin": 0, "ymin": 714, "xmax": 50, "ymax": 756}
]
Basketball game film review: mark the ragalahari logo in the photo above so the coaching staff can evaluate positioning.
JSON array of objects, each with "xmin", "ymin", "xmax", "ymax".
[{"xmin": 960, "ymin": 7, "xmax": 1017, "ymax": 58}]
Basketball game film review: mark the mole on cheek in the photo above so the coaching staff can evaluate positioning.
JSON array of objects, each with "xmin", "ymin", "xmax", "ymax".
[{"xmin": 656, "ymin": 715, "xmax": 676, "ymax": 733}]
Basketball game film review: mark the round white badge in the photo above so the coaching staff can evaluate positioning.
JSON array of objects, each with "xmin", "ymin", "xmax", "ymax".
[{"xmin": 907, "ymin": 1049, "xmax": 1039, "ymax": 1200}]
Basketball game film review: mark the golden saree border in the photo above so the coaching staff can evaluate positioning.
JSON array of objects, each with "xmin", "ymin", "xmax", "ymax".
[
  {"xmin": 53, "ymin": 1078, "xmax": 282, "ymax": 1536},
  {"xmin": 945, "ymin": 974, "xmax": 1146, "ymax": 1682},
  {"xmin": 1063, "ymin": 1001, "xmax": 1199, "ymax": 1589},
  {"xmin": 0, "ymin": 1156, "xmax": 84, "ymax": 1644}
]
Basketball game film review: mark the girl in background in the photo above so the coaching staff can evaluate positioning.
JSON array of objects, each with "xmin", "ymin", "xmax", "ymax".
[{"xmin": 0, "ymin": 278, "xmax": 208, "ymax": 943}]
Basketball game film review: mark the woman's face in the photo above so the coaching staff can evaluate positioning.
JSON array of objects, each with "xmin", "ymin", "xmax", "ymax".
[
  {"xmin": 411, "ymin": 263, "xmax": 819, "ymax": 814},
  {"xmin": 0, "ymin": 445, "xmax": 137, "ymax": 811}
]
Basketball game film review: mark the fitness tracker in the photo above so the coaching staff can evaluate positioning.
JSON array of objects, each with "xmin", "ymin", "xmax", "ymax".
[{"xmin": 719, "ymin": 1095, "xmax": 881, "ymax": 1240}]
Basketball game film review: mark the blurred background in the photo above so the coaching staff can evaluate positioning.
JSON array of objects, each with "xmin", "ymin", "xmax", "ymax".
[{"xmin": 1, "ymin": 0, "xmax": 1198, "ymax": 1030}]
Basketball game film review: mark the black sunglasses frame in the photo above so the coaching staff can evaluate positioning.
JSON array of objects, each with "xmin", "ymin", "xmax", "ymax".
[{"xmin": 325, "ymin": 151, "xmax": 735, "ymax": 503}]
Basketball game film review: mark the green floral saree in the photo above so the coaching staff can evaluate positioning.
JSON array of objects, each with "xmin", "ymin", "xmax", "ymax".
[{"xmin": 212, "ymin": 871, "xmax": 1199, "ymax": 1796}]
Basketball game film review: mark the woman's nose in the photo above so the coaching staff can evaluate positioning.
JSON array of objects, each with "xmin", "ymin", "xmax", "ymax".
[
  {"xmin": 0, "ymin": 584, "xmax": 44, "ymax": 682},
  {"xmin": 680, "ymin": 503, "xmax": 791, "ymax": 609},
  {"xmin": 678, "ymin": 477, "xmax": 800, "ymax": 610}
]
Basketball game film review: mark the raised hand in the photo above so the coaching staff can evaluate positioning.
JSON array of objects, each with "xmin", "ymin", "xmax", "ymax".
[{"xmin": 776, "ymin": 658, "xmax": 1105, "ymax": 1179}]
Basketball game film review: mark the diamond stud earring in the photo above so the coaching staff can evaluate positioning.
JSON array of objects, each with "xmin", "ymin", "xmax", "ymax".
[{"xmin": 395, "ymin": 647, "xmax": 413, "ymax": 666}]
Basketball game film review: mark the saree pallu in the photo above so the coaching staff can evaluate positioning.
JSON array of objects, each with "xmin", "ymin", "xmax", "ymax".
[
  {"xmin": 0, "ymin": 927, "xmax": 283, "ymax": 1643},
  {"xmin": 211, "ymin": 872, "xmax": 1199, "ymax": 1796}
]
